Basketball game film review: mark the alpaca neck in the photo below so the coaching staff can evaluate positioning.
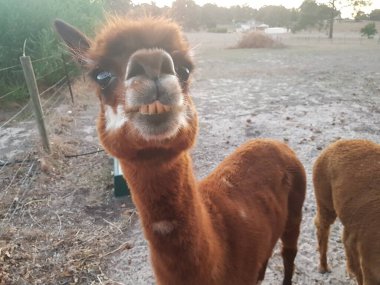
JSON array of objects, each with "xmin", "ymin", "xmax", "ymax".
[{"xmin": 119, "ymin": 150, "xmax": 222, "ymax": 280}]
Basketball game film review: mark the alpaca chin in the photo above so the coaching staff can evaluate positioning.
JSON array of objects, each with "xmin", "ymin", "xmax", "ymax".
[{"xmin": 133, "ymin": 111, "xmax": 188, "ymax": 142}]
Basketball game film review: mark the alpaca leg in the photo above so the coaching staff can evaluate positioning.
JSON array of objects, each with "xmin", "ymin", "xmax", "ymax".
[
  {"xmin": 362, "ymin": 261, "xmax": 380, "ymax": 285},
  {"xmin": 257, "ymin": 259, "xmax": 268, "ymax": 283},
  {"xmin": 281, "ymin": 173, "xmax": 306, "ymax": 285},
  {"xmin": 360, "ymin": 242, "xmax": 380, "ymax": 285},
  {"xmin": 313, "ymin": 164, "xmax": 336, "ymax": 274},
  {"xmin": 314, "ymin": 205, "xmax": 336, "ymax": 274},
  {"xmin": 342, "ymin": 228, "xmax": 362, "ymax": 283},
  {"xmin": 362, "ymin": 270, "xmax": 379, "ymax": 285},
  {"xmin": 281, "ymin": 220, "xmax": 300, "ymax": 285},
  {"xmin": 281, "ymin": 245, "xmax": 297, "ymax": 285}
]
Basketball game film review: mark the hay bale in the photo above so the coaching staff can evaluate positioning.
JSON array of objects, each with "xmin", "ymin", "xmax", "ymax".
[{"xmin": 235, "ymin": 31, "xmax": 284, "ymax": 49}]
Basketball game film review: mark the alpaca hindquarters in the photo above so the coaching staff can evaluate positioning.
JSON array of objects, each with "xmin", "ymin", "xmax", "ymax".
[{"xmin": 281, "ymin": 167, "xmax": 306, "ymax": 285}]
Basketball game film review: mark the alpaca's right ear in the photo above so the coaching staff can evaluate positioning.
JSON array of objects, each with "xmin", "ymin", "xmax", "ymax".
[{"xmin": 54, "ymin": 19, "xmax": 91, "ymax": 65}]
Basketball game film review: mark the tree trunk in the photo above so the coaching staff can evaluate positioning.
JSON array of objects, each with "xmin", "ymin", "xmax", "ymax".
[
  {"xmin": 328, "ymin": 0, "xmax": 335, "ymax": 39},
  {"xmin": 328, "ymin": 16, "xmax": 334, "ymax": 39}
]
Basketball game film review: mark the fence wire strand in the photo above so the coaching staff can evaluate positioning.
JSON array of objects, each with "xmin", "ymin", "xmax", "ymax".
[
  {"xmin": 36, "ymin": 66, "xmax": 64, "ymax": 82},
  {"xmin": 0, "ymin": 64, "xmax": 20, "ymax": 73},
  {"xmin": 31, "ymin": 54, "xmax": 60, "ymax": 64},
  {"xmin": 0, "ymin": 88, "xmax": 23, "ymax": 100},
  {"xmin": 0, "ymin": 102, "xmax": 30, "ymax": 129},
  {"xmin": 39, "ymin": 76, "xmax": 66, "ymax": 98},
  {"xmin": 42, "ymin": 81, "xmax": 67, "ymax": 109},
  {"xmin": 0, "ymin": 55, "xmax": 60, "ymax": 74}
]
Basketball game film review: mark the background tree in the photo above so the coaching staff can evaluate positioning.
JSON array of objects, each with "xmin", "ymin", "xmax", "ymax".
[
  {"xmin": 105, "ymin": 0, "xmax": 132, "ymax": 15},
  {"xmin": 129, "ymin": 2, "xmax": 168, "ymax": 18},
  {"xmin": 360, "ymin": 21, "xmax": 377, "ymax": 38},
  {"xmin": 256, "ymin": 5, "xmax": 293, "ymax": 28},
  {"xmin": 355, "ymin": 10, "xmax": 369, "ymax": 21},
  {"xmin": 171, "ymin": 0, "xmax": 201, "ymax": 31},
  {"xmin": 322, "ymin": 0, "xmax": 372, "ymax": 39},
  {"xmin": 369, "ymin": 9, "xmax": 380, "ymax": 21},
  {"xmin": 289, "ymin": 8, "xmax": 300, "ymax": 30},
  {"xmin": 199, "ymin": 4, "xmax": 231, "ymax": 28},
  {"xmin": 230, "ymin": 5, "xmax": 257, "ymax": 23},
  {"xmin": 294, "ymin": 0, "xmax": 334, "ymax": 32}
]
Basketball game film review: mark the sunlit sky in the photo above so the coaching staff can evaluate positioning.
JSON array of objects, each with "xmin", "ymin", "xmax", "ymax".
[{"xmin": 133, "ymin": 0, "xmax": 380, "ymax": 18}]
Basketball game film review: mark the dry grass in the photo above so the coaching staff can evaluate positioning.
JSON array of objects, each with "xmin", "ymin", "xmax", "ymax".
[
  {"xmin": 234, "ymin": 31, "xmax": 285, "ymax": 49},
  {"xmin": 0, "ymin": 80, "xmax": 136, "ymax": 285}
]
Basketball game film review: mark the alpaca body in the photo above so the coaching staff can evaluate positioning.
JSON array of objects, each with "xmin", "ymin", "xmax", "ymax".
[
  {"xmin": 313, "ymin": 139, "xmax": 380, "ymax": 285},
  {"xmin": 119, "ymin": 139, "xmax": 306, "ymax": 285},
  {"xmin": 54, "ymin": 17, "xmax": 306, "ymax": 285}
]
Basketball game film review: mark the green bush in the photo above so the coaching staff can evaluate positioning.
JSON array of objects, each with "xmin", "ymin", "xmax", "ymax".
[
  {"xmin": 360, "ymin": 22, "xmax": 378, "ymax": 39},
  {"xmin": 0, "ymin": 0, "xmax": 105, "ymax": 101}
]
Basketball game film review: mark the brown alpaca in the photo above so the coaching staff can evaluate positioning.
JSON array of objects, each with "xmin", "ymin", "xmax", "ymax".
[
  {"xmin": 313, "ymin": 139, "xmax": 380, "ymax": 285},
  {"xmin": 55, "ymin": 17, "xmax": 306, "ymax": 285}
]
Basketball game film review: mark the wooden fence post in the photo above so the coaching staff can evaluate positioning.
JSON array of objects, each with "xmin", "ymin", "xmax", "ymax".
[
  {"xmin": 61, "ymin": 53, "xmax": 74, "ymax": 104},
  {"xmin": 20, "ymin": 56, "xmax": 50, "ymax": 153}
]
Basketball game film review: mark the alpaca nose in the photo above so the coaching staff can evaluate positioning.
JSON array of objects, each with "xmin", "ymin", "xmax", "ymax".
[{"xmin": 126, "ymin": 49, "xmax": 176, "ymax": 80}]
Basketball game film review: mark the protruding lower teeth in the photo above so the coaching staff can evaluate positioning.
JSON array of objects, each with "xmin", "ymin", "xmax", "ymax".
[{"xmin": 140, "ymin": 101, "xmax": 171, "ymax": 115}]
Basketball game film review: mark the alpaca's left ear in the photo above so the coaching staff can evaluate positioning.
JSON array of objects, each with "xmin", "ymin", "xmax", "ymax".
[{"xmin": 54, "ymin": 19, "xmax": 91, "ymax": 66}]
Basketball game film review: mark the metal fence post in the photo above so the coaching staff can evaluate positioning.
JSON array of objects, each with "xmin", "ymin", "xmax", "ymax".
[
  {"xmin": 113, "ymin": 158, "xmax": 130, "ymax": 197},
  {"xmin": 20, "ymin": 56, "xmax": 50, "ymax": 153}
]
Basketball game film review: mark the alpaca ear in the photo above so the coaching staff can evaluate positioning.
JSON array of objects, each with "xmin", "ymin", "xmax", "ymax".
[{"xmin": 54, "ymin": 19, "xmax": 91, "ymax": 65}]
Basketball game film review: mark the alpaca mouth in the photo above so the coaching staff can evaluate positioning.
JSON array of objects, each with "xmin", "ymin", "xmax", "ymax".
[
  {"xmin": 139, "ymin": 101, "xmax": 171, "ymax": 115},
  {"xmin": 132, "ymin": 101, "xmax": 187, "ymax": 141}
]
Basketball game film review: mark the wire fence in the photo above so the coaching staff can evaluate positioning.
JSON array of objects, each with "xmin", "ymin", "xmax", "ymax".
[
  {"xmin": 0, "ymin": 54, "xmax": 73, "ymax": 129},
  {"xmin": 274, "ymin": 34, "xmax": 380, "ymax": 46},
  {"xmin": 0, "ymin": 53, "xmax": 80, "ymax": 225},
  {"xmin": 0, "ymin": 53, "xmax": 76, "ymax": 171}
]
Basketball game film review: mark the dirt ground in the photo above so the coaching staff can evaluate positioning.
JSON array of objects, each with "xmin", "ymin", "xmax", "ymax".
[{"xmin": 1, "ymin": 31, "xmax": 379, "ymax": 284}]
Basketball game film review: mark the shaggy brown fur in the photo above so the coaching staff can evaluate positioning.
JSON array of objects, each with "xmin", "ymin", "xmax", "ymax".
[
  {"xmin": 313, "ymin": 139, "xmax": 380, "ymax": 285},
  {"xmin": 55, "ymin": 17, "xmax": 306, "ymax": 285}
]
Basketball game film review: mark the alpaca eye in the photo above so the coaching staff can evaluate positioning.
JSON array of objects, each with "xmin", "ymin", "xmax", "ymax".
[
  {"xmin": 175, "ymin": 66, "xmax": 190, "ymax": 81},
  {"xmin": 96, "ymin": 71, "xmax": 114, "ymax": 89}
]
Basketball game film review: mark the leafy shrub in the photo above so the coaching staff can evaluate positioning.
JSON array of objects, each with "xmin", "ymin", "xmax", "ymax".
[
  {"xmin": 0, "ymin": 0, "xmax": 104, "ymax": 100},
  {"xmin": 360, "ymin": 22, "xmax": 378, "ymax": 39}
]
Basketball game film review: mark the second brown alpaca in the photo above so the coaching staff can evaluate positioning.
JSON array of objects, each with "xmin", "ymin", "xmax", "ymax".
[{"xmin": 313, "ymin": 139, "xmax": 380, "ymax": 285}]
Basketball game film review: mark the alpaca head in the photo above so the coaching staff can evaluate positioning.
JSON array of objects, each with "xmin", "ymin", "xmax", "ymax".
[{"xmin": 55, "ymin": 17, "xmax": 198, "ymax": 160}]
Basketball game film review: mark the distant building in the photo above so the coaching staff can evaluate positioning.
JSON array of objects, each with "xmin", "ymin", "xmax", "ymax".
[
  {"xmin": 256, "ymin": 24, "xmax": 269, "ymax": 31},
  {"xmin": 235, "ymin": 20, "xmax": 288, "ymax": 34},
  {"xmin": 235, "ymin": 20, "xmax": 258, "ymax": 32},
  {"xmin": 236, "ymin": 20, "xmax": 271, "ymax": 32},
  {"xmin": 264, "ymin": 27, "xmax": 288, "ymax": 34}
]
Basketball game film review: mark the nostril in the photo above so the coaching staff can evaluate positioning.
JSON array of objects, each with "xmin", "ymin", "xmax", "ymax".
[{"xmin": 126, "ymin": 61, "xmax": 146, "ymax": 80}]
